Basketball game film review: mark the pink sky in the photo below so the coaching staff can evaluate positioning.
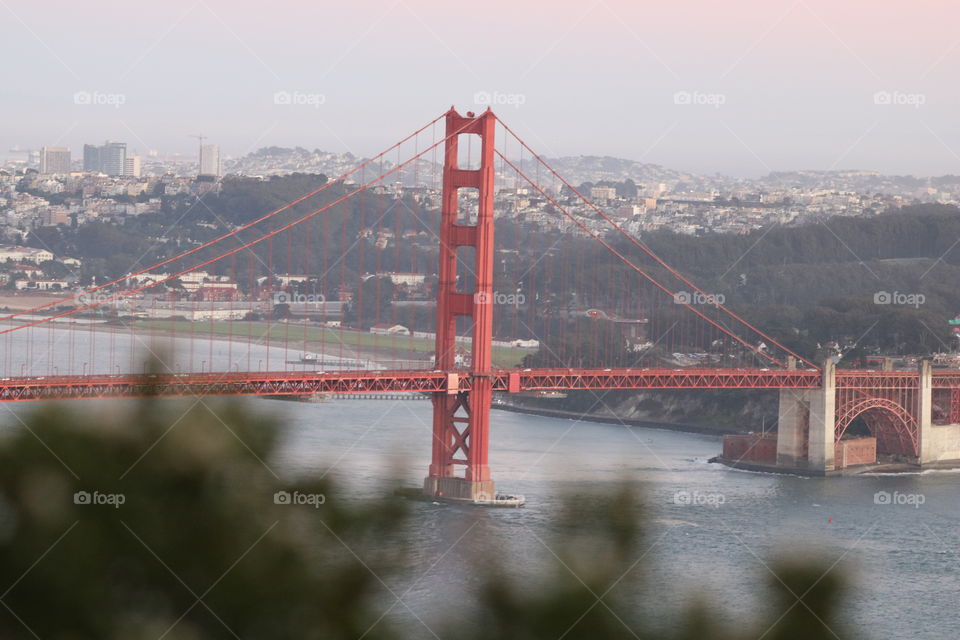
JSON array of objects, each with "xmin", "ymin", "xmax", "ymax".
[{"xmin": 3, "ymin": 0, "xmax": 959, "ymax": 175}]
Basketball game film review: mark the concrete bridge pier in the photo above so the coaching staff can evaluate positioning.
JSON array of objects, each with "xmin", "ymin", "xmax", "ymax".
[
  {"xmin": 775, "ymin": 359, "xmax": 836, "ymax": 473},
  {"xmin": 918, "ymin": 359, "xmax": 960, "ymax": 466}
]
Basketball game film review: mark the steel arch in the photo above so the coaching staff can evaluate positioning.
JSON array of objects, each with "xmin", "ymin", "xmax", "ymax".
[{"xmin": 835, "ymin": 396, "xmax": 918, "ymax": 457}]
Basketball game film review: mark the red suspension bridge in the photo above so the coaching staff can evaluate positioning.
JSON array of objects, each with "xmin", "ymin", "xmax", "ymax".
[{"xmin": 1, "ymin": 108, "xmax": 959, "ymax": 500}]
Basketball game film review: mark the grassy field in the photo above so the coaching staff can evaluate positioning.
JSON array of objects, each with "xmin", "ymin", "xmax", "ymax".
[{"xmin": 133, "ymin": 319, "xmax": 528, "ymax": 367}]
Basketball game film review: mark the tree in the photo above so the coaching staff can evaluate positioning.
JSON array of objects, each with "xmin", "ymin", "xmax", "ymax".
[
  {"xmin": 344, "ymin": 276, "xmax": 395, "ymax": 329},
  {"xmin": 39, "ymin": 259, "xmax": 69, "ymax": 279},
  {"xmin": 0, "ymin": 393, "xmax": 406, "ymax": 639}
]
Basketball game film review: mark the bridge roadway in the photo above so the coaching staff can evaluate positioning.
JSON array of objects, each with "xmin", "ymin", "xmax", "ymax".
[{"xmin": 2, "ymin": 367, "xmax": 959, "ymax": 402}]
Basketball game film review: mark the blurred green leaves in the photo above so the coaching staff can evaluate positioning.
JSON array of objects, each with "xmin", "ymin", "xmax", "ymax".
[{"xmin": 0, "ymin": 398, "xmax": 406, "ymax": 639}]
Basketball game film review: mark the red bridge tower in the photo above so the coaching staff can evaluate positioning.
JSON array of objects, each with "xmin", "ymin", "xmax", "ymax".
[{"xmin": 423, "ymin": 108, "xmax": 499, "ymax": 502}]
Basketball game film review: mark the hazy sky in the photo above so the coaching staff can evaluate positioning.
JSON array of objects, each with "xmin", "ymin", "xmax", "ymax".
[{"xmin": 2, "ymin": 0, "xmax": 958, "ymax": 176}]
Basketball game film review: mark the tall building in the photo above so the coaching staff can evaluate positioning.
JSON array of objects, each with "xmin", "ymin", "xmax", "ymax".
[
  {"xmin": 123, "ymin": 155, "xmax": 142, "ymax": 178},
  {"xmin": 100, "ymin": 141, "xmax": 126, "ymax": 176},
  {"xmin": 82, "ymin": 141, "xmax": 127, "ymax": 175},
  {"xmin": 39, "ymin": 147, "xmax": 71, "ymax": 174},
  {"xmin": 199, "ymin": 144, "xmax": 220, "ymax": 178},
  {"xmin": 83, "ymin": 144, "xmax": 101, "ymax": 172}
]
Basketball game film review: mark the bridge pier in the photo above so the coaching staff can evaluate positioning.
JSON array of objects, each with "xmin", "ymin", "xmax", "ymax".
[
  {"xmin": 775, "ymin": 359, "xmax": 836, "ymax": 473},
  {"xmin": 775, "ymin": 389, "xmax": 808, "ymax": 468},
  {"xmin": 919, "ymin": 359, "xmax": 960, "ymax": 466},
  {"xmin": 806, "ymin": 359, "xmax": 837, "ymax": 472}
]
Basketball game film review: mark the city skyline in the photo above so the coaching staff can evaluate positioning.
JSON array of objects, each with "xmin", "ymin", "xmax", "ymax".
[{"xmin": 1, "ymin": 0, "xmax": 958, "ymax": 177}]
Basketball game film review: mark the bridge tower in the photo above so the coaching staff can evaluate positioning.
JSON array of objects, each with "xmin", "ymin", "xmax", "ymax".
[{"xmin": 423, "ymin": 108, "xmax": 498, "ymax": 502}]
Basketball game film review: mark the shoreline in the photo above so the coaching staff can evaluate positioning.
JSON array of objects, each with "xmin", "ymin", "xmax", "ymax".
[{"xmin": 492, "ymin": 402, "xmax": 741, "ymax": 437}]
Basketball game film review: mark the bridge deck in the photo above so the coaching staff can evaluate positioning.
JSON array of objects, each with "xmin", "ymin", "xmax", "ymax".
[{"xmin": 1, "ymin": 367, "xmax": 953, "ymax": 403}]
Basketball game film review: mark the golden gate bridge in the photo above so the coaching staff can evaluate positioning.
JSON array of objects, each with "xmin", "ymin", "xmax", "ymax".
[{"xmin": 1, "ymin": 108, "xmax": 959, "ymax": 503}]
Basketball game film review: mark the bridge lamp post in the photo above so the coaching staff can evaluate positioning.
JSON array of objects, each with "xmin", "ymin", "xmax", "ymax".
[{"xmin": 82, "ymin": 362, "xmax": 87, "ymax": 376}]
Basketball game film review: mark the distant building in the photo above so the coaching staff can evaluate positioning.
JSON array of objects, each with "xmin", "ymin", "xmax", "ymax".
[
  {"xmin": 101, "ymin": 141, "xmax": 126, "ymax": 176},
  {"xmin": 196, "ymin": 286, "xmax": 240, "ymax": 302},
  {"xmin": 39, "ymin": 147, "xmax": 71, "ymax": 174},
  {"xmin": 83, "ymin": 144, "xmax": 101, "ymax": 172},
  {"xmin": 616, "ymin": 205, "xmax": 644, "ymax": 218},
  {"xmin": 83, "ymin": 141, "xmax": 126, "ymax": 175},
  {"xmin": 590, "ymin": 185, "xmax": 618, "ymax": 201},
  {"xmin": 7, "ymin": 264, "xmax": 43, "ymax": 277},
  {"xmin": 364, "ymin": 272, "xmax": 426, "ymax": 286},
  {"xmin": 37, "ymin": 207, "xmax": 70, "ymax": 227},
  {"xmin": 123, "ymin": 155, "xmax": 142, "ymax": 177},
  {"xmin": 14, "ymin": 279, "xmax": 69, "ymax": 291},
  {"xmin": 199, "ymin": 144, "xmax": 220, "ymax": 178},
  {"xmin": 0, "ymin": 245, "xmax": 54, "ymax": 264}
]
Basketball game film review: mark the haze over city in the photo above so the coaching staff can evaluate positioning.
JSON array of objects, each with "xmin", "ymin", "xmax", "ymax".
[{"xmin": 3, "ymin": 0, "xmax": 960, "ymax": 176}]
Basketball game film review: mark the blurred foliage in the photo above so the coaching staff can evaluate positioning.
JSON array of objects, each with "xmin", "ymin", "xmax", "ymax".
[
  {"xmin": 0, "ymin": 396, "xmax": 406, "ymax": 639},
  {"xmin": 0, "ymin": 397, "xmax": 854, "ymax": 639}
]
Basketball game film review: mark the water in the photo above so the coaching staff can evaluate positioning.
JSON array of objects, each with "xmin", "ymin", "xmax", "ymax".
[{"xmin": 262, "ymin": 399, "xmax": 959, "ymax": 639}]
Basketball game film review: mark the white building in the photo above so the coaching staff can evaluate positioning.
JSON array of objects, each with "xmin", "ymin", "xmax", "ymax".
[
  {"xmin": 14, "ymin": 278, "xmax": 69, "ymax": 291},
  {"xmin": 123, "ymin": 155, "xmax": 142, "ymax": 177},
  {"xmin": 363, "ymin": 272, "xmax": 426, "ymax": 286},
  {"xmin": 0, "ymin": 246, "xmax": 54, "ymax": 264},
  {"xmin": 199, "ymin": 144, "xmax": 221, "ymax": 178},
  {"xmin": 590, "ymin": 186, "xmax": 618, "ymax": 201},
  {"xmin": 40, "ymin": 147, "xmax": 71, "ymax": 174}
]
